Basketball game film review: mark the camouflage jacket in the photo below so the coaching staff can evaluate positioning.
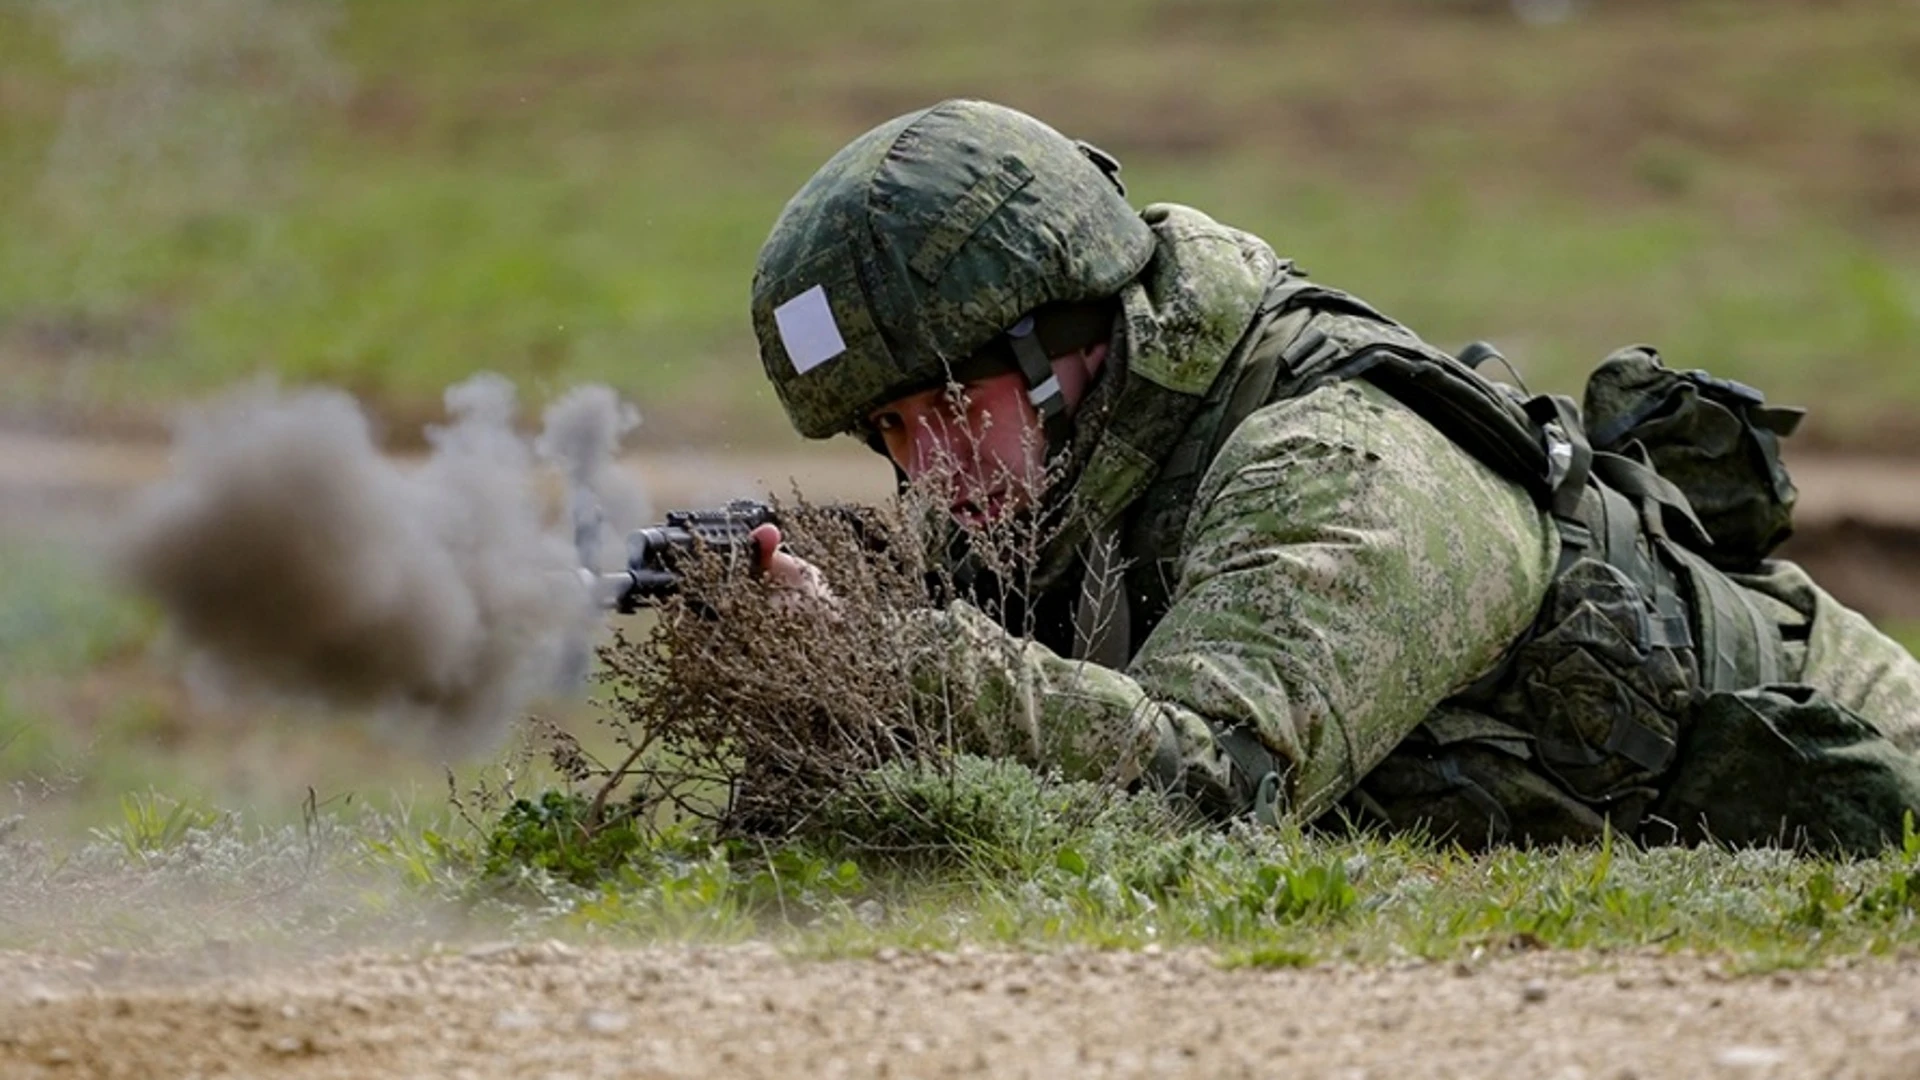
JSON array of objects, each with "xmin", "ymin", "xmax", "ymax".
[
  {"xmin": 899, "ymin": 203, "xmax": 1920, "ymax": 852},
  {"xmin": 904, "ymin": 204, "xmax": 1558, "ymax": 821}
]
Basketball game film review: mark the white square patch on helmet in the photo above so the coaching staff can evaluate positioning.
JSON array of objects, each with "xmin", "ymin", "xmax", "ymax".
[{"xmin": 774, "ymin": 285, "xmax": 847, "ymax": 375}]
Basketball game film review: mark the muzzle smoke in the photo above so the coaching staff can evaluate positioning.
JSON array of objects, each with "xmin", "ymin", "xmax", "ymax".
[
  {"xmin": 537, "ymin": 385, "xmax": 650, "ymax": 572},
  {"xmin": 118, "ymin": 375, "xmax": 640, "ymax": 750}
]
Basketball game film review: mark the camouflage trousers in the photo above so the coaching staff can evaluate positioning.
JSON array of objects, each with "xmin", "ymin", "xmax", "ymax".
[{"xmin": 1347, "ymin": 561, "xmax": 1920, "ymax": 854}]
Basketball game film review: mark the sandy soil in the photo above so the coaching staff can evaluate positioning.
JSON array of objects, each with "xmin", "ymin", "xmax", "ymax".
[{"xmin": 1, "ymin": 944, "xmax": 1917, "ymax": 1079}]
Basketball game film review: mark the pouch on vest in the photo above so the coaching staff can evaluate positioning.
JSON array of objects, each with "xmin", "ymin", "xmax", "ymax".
[
  {"xmin": 1486, "ymin": 556, "xmax": 1696, "ymax": 808},
  {"xmin": 1581, "ymin": 346, "xmax": 1804, "ymax": 572},
  {"xmin": 1339, "ymin": 706, "xmax": 1609, "ymax": 851},
  {"xmin": 1648, "ymin": 684, "xmax": 1920, "ymax": 855}
]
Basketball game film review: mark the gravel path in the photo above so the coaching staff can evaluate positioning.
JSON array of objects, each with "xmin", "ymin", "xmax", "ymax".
[{"xmin": 1, "ymin": 944, "xmax": 1916, "ymax": 1079}]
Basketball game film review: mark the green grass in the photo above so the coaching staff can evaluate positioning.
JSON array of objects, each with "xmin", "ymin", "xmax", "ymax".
[
  {"xmin": 25, "ymin": 753, "xmax": 1920, "ymax": 969},
  {"xmin": 3, "ymin": 0, "xmax": 1919, "ymax": 446},
  {"xmin": 1888, "ymin": 622, "xmax": 1920, "ymax": 658},
  {"xmin": 425, "ymin": 759, "xmax": 1920, "ymax": 969}
]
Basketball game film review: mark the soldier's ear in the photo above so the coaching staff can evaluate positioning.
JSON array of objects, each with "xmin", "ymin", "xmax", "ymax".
[{"xmin": 1074, "ymin": 140, "xmax": 1127, "ymax": 197}]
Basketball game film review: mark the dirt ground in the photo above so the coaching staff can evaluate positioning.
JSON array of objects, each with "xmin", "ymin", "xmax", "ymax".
[{"xmin": 1, "ymin": 943, "xmax": 1918, "ymax": 1079}]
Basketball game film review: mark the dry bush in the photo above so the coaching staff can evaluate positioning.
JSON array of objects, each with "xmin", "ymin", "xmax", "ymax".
[
  {"xmin": 563, "ymin": 396, "xmax": 1099, "ymax": 842},
  {"xmin": 589, "ymin": 497, "xmax": 941, "ymax": 837}
]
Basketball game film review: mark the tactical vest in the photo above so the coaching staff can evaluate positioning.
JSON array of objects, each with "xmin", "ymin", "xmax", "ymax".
[{"xmin": 1102, "ymin": 264, "xmax": 1803, "ymax": 836}]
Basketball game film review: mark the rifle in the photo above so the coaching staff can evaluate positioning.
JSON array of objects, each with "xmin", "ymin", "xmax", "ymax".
[
  {"xmin": 582, "ymin": 499, "xmax": 779, "ymax": 614},
  {"xmin": 582, "ymin": 499, "xmax": 891, "ymax": 614}
]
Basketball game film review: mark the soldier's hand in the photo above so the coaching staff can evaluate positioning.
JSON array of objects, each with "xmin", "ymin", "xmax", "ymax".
[{"xmin": 750, "ymin": 523, "xmax": 835, "ymax": 604}]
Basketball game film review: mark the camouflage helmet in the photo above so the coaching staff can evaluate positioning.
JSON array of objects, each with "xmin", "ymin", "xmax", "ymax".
[{"xmin": 751, "ymin": 99, "xmax": 1156, "ymax": 439}]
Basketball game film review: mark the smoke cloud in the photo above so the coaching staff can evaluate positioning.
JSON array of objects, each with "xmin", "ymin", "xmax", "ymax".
[
  {"xmin": 537, "ymin": 385, "xmax": 650, "ymax": 573},
  {"xmin": 118, "ymin": 375, "xmax": 637, "ymax": 751}
]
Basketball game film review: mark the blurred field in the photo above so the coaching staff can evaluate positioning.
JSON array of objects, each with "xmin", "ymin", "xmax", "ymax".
[{"xmin": 3, "ymin": 0, "xmax": 1919, "ymax": 449}]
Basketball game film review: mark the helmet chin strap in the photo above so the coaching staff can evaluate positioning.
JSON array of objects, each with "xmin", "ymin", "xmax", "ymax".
[{"xmin": 1005, "ymin": 314, "xmax": 1076, "ymax": 463}]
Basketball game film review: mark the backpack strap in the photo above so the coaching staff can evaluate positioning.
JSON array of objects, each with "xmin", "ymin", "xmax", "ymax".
[{"xmin": 1590, "ymin": 449, "xmax": 1714, "ymax": 550}]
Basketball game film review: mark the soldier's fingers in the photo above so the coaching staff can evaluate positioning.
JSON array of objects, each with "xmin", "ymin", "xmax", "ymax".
[
  {"xmin": 750, "ymin": 523, "xmax": 784, "ymax": 575},
  {"xmin": 750, "ymin": 523, "xmax": 822, "ymax": 594}
]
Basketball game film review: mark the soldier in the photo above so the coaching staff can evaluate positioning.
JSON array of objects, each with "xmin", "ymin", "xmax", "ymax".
[{"xmin": 745, "ymin": 99, "xmax": 1920, "ymax": 852}]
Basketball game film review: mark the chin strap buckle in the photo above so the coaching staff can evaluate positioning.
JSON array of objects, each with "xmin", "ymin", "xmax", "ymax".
[{"xmin": 1007, "ymin": 314, "xmax": 1074, "ymax": 457}]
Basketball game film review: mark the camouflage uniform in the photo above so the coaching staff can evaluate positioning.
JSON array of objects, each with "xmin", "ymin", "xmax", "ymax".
[
  {"xmin": 910, "ymin": 205, "xmax": 1920, "ymax": 849},
  {"xmin": 752, "ymin": 100, "xmax": 1920, "ymax": 851}
]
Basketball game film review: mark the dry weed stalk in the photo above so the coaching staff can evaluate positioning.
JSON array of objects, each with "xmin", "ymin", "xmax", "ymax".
[{"xmin": 574, "ymin": 386, "xmax": 1098, "ymax": 840}]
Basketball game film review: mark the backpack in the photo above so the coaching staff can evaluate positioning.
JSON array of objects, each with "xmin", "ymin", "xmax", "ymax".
[{"xmin": 1581, "ymin": 345, "xmax": 1804, "ymax": 573}]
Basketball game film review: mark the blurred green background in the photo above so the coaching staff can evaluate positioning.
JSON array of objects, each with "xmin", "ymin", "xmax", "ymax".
[
  {"xmin": 3, "ymin": 0, "xmax": 1918, "ymax": 448},
  {"xmin": 3, "ymin": 0, "xmax": 1918, "ymax": 833}
]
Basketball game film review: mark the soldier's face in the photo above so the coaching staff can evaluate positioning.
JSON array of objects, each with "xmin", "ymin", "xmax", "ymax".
[
  {"xmin": 869, "ymin": 346, "xmax": 1105, "ymax": 527},
  {"xmin": 870, "ymin": 371, "xmax": 1042, "ymax": 527}
]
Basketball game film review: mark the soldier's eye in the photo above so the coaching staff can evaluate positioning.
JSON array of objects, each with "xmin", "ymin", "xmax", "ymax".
[{"xmin": 870, "ymin": 412, "xmax": 902, "ymax": 432}]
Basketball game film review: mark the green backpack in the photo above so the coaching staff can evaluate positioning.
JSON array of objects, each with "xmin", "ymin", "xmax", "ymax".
[{"xmin": 1581, "ymin": 345, "xmax": 1805, "ymax": 573}]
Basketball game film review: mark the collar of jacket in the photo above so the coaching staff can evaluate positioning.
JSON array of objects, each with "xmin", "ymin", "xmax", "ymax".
[{"xmin": 1028, "ymin": 203, "xmax": 1277, "ymax": 587}]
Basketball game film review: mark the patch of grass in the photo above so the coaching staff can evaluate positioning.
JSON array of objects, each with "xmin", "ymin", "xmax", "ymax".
[
  {"xmin": 1218, "ymin": 945, "xmax": 1318, "ymax": 971},
  {"xmin": 432, "ymin": 757, "xmax": 1920, "ymax": 969},
  {"xmin": 478, "ymin": 789, "xmax": 652, "ymax": 892},
  {"xmin": 16, "ymin": 752, "xmax": 1920, "ymax": 966},
  {"xmin": 89, "ymin": 790, "xmax": 226, "ymax": 864},
  {"xmin": 0, "ymin": 795, "xmax": 491, "ymax": 953}
]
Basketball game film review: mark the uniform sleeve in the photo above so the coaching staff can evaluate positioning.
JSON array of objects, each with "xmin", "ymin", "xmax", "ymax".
[{"xmin": 904, "ymin": 379, "xmax": 1559, "ymax": 821}]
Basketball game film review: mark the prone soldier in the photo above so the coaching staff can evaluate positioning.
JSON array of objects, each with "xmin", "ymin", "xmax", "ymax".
[{"xmin": 681, "ymin": 99, "xmax": 1920, "ymax": 852}]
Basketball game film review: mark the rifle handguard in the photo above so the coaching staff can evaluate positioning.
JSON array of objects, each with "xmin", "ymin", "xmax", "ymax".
[{"xmin": 597, "ymin": 499, "xmax": 778, "ymax": 614}]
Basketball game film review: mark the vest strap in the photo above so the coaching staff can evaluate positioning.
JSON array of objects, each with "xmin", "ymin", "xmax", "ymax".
[
  {"xmin": 1591, "ymin": 450, "xmax": 1713, "ymax": 551},
  {"xmin": 1523, "ymin": 394, "xmax": 1594, "ymax": 519},
  {"xmin": 1215, "ymin": 724, "xmax": 1284, "ymax": 826}
]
